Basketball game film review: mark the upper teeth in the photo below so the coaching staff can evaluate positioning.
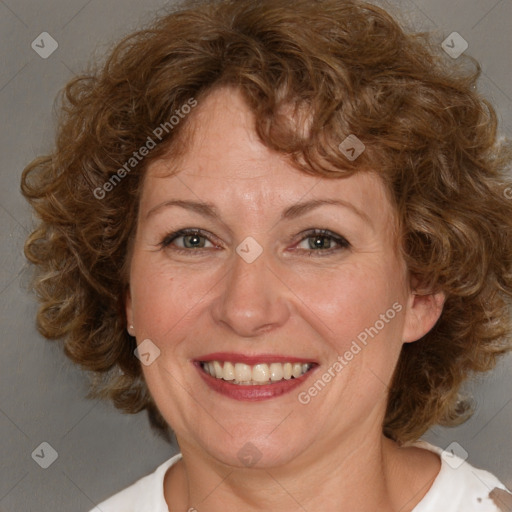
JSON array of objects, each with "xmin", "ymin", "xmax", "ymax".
[{"xmin": 201, "ymin": 361, "xmax": 312, "ymax": 384}]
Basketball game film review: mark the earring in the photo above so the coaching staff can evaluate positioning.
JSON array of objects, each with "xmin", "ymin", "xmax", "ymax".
[{"xmin": 128, "ymin": 324, "xmax": 135, "ymax": 335}]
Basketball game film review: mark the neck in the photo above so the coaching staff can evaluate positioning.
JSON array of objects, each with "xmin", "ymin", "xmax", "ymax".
[{"xmin": 164, "ymin": 427, "xmax": 434, "ymax": 512}]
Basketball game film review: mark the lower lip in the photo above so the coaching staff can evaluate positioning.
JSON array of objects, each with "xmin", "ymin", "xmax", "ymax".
[{"xmin": 195, "ymin": 363, "xmax": 316, "ymax": 401}]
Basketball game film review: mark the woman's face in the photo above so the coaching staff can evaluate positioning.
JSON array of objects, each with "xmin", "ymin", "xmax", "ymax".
[{"xmin": 126, "ymin": 86, "xmax": 442, "ymax": 468}]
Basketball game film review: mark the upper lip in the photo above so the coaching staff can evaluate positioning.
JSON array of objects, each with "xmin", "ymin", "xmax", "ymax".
[{"xmin": 194, "ymin": 352, "xmax": 318, "ymax": 365}]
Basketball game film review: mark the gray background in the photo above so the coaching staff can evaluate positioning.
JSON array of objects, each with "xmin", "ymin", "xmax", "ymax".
[{"xmin": 1, "ymin": 0, "xmax": 511, "ymax": 510}]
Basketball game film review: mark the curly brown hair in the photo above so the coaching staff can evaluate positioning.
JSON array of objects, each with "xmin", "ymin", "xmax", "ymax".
[{"xmin": 20, "ymin": 0, "xmax": 512, "ymax": 444}]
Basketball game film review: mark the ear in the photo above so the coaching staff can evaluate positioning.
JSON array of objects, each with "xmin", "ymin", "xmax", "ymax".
[{"xmin": 402, "ymin": 279, "xmax": 445, "ymax": 343}]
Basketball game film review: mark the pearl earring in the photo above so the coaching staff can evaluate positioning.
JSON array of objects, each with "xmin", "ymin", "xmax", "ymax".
[{"xmin": 128, "ymin": 324, "xmax": 135, "ymax": 335}]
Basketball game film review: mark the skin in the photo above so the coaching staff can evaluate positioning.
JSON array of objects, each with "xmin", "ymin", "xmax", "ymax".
[{"xmin": 125, "ymin": 86, "xmax": 445, "ymax": 512}]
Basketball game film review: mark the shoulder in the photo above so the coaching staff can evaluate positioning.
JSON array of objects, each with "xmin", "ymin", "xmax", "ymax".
[
  {"xmin": 411, "ymin": 441, "xmax": 512, "ymax": 512},
  {"xmin": 88, "ymin": 453, "xmax": 182, "ymax": 512}
]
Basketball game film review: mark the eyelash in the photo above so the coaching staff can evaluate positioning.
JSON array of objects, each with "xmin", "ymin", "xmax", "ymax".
[{"xmin": 158, "ymin": 228, "xmax": 350, "ymax": 256}]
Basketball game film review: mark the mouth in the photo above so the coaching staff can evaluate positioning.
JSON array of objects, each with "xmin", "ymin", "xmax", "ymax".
[
  {"xmin": 194, "ymin": 353, "xmax": 318, "ymax": 401},
  {"xmin": 199, "ymin": 360, "xmax": 314, "ymax": 385}
]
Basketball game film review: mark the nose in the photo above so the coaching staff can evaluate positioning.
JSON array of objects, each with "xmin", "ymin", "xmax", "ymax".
[{"xmin": 211, "ymin": 246, "xmax": 291, "ymax": 338}]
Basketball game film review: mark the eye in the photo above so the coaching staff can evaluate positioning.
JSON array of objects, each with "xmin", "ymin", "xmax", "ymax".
[
  {"xmin": 158, "ymin": 228, "xmax": 350, "ymax": 256},
  {"xmin": 294, "ymin": 229, "xmax": 350, "ymax": 255},
  {"xmin": 159, "ymin": 228, "xmax": 217, "ymax": 252}
]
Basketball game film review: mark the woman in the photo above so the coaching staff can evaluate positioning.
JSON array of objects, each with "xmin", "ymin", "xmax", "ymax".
[{"xmin": 21, "ymin": 0, "xmax": 512, "ymax": 510}]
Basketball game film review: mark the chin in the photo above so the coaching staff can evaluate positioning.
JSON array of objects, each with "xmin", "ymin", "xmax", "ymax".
[{"xmin": 189, "ymin": 419, "xmax": 314, "ymax": 470}]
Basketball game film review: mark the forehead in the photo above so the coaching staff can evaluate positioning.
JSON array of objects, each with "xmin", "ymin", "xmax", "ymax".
[{"xmin": 141, "ymin": 87, "xmax": 395, "ymax": 227}]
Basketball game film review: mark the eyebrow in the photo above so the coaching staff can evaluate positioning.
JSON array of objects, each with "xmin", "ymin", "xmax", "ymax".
[
  {"xmin": 146, "ymin": 199, "xmax": 219, "ymax": 220},
  {"xmin": 281, "ymin": 198, "xmax": 371, "ymax": 225},
  {"xmin": 145, "ymin": 198, "xmax": 372, "ymax": 225}
]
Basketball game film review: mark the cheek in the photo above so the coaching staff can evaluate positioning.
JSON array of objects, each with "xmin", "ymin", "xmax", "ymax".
[
  {"xmin": 130, "ymin": 260, "xmax": 180, "ymax": 338},
  {"xmin": 129, "ymin": 253, "xmax": 222, "ymax": 346},
  {"xmin": 130, "ymin": 244, "xmax": 407, "ymax": 357},
  {"xmin": 292, "ymin": 260, "xmax": 406, "ymax": 353}
]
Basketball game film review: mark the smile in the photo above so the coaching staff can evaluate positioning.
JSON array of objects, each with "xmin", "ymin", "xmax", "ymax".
[
  {"xmin": 200, "ymin": 360, "xmax": 314, "ymax": 385},
  {"xmin": 195, "ymin": 354, "xmax": 318, "ymax": 401}
]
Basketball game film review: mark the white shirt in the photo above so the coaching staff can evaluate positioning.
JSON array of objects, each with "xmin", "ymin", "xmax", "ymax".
[{"xmin": 89, "ymin": 441, "xmax": 511, "ymax": 512}]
